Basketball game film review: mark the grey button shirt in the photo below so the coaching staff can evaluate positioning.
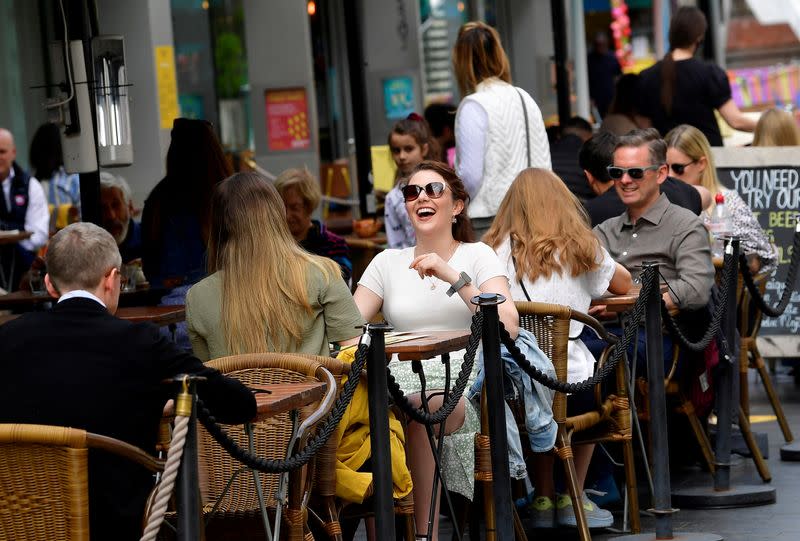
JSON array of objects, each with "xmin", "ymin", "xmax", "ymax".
[{"xmin": 594, "ymin": 193, "xmax": 714, "ymax": 310}]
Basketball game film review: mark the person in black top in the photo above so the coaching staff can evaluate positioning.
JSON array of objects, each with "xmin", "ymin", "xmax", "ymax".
[
  {"xmin": 550, "ymin": 116, "xmax": 595, "ymax": 201},
  {"xmin": 636, "ymin": 6, "xmax": 755, "ymax": 146},
  {"xmin": 587, "ymin": 32, "xmax": 622, "ymax": 118},
  {"xmin": 582, "ymin": 129, "xmax": 703, "ymax": 226}
]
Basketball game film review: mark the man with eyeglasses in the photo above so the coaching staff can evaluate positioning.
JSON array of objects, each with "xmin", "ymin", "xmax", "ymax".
[
  {"xmin": 581, "ymin": 129, "xmax": 704, "ymax": 227},
  {"xmin": 593, "ymin": 129, "xmax": 714, "ymax": 312}
]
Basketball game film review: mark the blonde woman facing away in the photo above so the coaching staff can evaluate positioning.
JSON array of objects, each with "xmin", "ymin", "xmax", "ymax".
[
  {"xmin": 185, "ymin": 172, "xmax": 363, "ymax": 360},
  {"xmin": 664, "ymin": 124, "xmax": 777, "ymax": 274},
  {"xmin": 484, "ymin": 168, "xmax": 631, "ymax": 529},
  {"xmin": 753, "ymin": 108, "xmax": 800, "ymax": 147}
]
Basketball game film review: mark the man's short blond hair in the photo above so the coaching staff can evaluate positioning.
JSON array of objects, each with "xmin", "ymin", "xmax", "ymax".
[{"xmin": 46, "ymin": 222, "xmax": 122, "ymax": 292}]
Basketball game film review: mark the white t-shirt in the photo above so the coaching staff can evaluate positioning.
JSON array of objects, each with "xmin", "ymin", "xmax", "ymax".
[
  {"xmin": 495, "ymin": 237, "xmax": 616, "ymax": 384},
  {"xmin": 358, "ymin": 241, "xmax": 508, "ymax": 332}
]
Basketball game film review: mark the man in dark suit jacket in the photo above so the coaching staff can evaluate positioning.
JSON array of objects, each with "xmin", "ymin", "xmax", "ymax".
[
  {"xmin": 580, "ymin": 131, "xmax": 704, "ymax": 227},
  {"xmin": 0, "ymin": 222, "xmax": 256, "ymax": 541}
]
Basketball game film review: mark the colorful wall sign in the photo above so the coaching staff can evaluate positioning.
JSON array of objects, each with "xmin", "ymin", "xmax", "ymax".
[
  {"xmin": 382, "ymin": 76, "xmax": 415, "ymax": 120},
  {"xmin": 154, "ymin": 45, "xmax": 180, "ymax": 129},
  {"xmin": 727, "ymin": 65, "xmax": 800, "ymax": 110},
  {"xmin": 265, "ymin": 88, "xmax": 311, "ymax": 151}
]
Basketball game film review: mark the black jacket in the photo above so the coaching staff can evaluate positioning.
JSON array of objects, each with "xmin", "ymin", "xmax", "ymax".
[{"xmin": 0, "ymin": 297, "xmax": 256, "ymax": 540}]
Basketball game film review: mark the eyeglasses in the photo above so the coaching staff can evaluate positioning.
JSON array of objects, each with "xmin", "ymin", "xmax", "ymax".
[
  {"xmin": 668, "ymin": 161, "xmax": 696, "ymax": 175},
  {"xmin": 401, "ymin": 181, "xmax": 446, "ymax": 202},
  {"xmin": 607, "ymin": 165, "xmax": 662, "ymax": 181}
]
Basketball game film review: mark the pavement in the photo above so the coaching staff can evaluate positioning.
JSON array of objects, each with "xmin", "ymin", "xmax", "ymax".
[{"xmin": 353, "ymin": 362, "xmax": 800, "ymax": 541}]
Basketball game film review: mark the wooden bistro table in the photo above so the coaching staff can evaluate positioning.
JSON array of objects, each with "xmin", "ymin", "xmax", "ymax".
[
  {"xmin": 364, "ymin": 328, "xmax": 471, "ymax": 540},
  {"xmin": 250, "ymin": 381, "xmax": 327, "ymax": 420},
  {"xmin": 0, "ymin": 230, "xmax": 33, "ymax": 292},
  {"xmin": 0, "ymin": 305, "xmax": 186, "ymax": 329}
]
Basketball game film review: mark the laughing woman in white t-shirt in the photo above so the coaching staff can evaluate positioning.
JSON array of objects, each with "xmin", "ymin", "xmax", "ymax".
[
  {"xmin": 484, "ymin": 168, "xmax": 632, "ymax": 529},
  {"xmin": 354, "ymin": 160, "xmax": 518, "ymax": 540}
]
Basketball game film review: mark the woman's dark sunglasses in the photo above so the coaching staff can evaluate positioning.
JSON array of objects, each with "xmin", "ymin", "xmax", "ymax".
[
  {"xmin": 606, "ymin": 165, "xmax": 662, "ymax": 181},
  {"xmin": 401, "ymin": 181, "xmax": 446, "ymax": 202},
  {"xmin": 668, "ymin": 161, "xmax": 696, "ymax": 175}
]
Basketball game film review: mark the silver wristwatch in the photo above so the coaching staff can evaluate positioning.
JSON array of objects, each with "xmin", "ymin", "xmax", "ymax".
[{"xmin": 446, "ymin": 271, "xmax": 472, "ymax": 297}]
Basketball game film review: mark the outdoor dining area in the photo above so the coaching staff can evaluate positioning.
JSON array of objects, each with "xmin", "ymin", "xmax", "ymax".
[{"xmin": 2, "ymin": 226, "xmax": 799, "ymax": 541}]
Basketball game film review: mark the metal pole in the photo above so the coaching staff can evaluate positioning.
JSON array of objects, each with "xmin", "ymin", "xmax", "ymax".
[
  {"xmin": 176, "ymin": 381, "xmax": 203, "ymax": 541},
  {"xmin": 550, "ymin": 0, "xmax": 571, "ymax": 124},
  {"xmin": 365, "ymin": 323, "xmax": 394, "ymax": 540},
  {"xmin": 714, "ymin": 238, "xmax": 739, "ymax": 491},
  {"xmin": 342, "ymin": 0, "xmax": 374, "ymax": 218},
  {"xmin": 570, "ymin": 0, "xmax": 591, "ymax": 120},
  {"xmin": 643, "ymin": 262, "xmax": 674, "ymax": 539},
  {"xmin": 473, "ymin": 293, "xmax": 513, "ymax": 541}
]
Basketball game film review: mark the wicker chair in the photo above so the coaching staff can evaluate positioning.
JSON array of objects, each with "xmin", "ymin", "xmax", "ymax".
[
  {"xmin": 0, "ymin": 423, "xmax": 163, "ymax": 541},
  {"xmin": 199, "ymin": 353, "xmax": 337, "ymax": 541},
  {"xmin": 475, "ymin": 301, "xmax": 640, "ymax": 541}
]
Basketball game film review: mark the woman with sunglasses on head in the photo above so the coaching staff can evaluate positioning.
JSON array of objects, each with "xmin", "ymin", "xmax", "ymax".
[
  {"xmin": 484, "ymin": 168, "xmax": 631, "ymax": 529},
  {"xmin": 354, "ymin": 160, "xmax": 518, "ymax": 540},
  {"xmin": 452, "ymin": 21, "xmax": 551, "ymax": 238},
  {"xmin": 665, "ymin": 124, "xmax": 777, "ymax": 273}
]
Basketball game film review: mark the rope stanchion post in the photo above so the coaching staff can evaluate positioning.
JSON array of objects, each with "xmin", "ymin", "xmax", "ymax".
[
  {"xmin": 472, "ymin": 293, "xmax": 513, "ymax": 541},
  {"xmin": 611, "ymin": 265, "xmax": 721, "ymax": 541},
  {"xmin": 175, "ymin": 375, "xmax": 205, "ymax": 541},
  {"xmin": 673, "ymin": 238, "xmax": 776, "ymax": 509},
  {"xmin": 365, "ymin": 322, "xmax": 395, "ymax": 541},
  {"xmin": 643, "ymin": 262, "xmax": 675, "ymax": 539},
  {"xmin": 715, "ymin": 239, "xmax": 738, "ymax": 492}
]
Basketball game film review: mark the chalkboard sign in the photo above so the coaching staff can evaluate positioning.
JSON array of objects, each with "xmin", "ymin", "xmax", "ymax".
[{"xmin": 713, "ymin": 147, "xmax": 800, "ymax": 339}]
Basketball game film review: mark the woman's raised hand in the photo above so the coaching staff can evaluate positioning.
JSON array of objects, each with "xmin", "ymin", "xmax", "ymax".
[{"xmin": 409, "ymin": 252, "xmax": 460, "ymax": 285}]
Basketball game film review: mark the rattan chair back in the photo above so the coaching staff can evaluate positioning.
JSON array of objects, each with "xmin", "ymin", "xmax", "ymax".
[
  {"xmin": 200, "ymin": 353, "xmax": 330, "ymax": 518},
  {"xmin": 0, "ymin": 424, "xmax": 163, "ymax": 541}
]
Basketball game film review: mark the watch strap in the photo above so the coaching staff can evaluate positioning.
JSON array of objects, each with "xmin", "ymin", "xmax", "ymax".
[{"xmin": 446, "ymin": 271, "xmax": 472, "ymax": 297}]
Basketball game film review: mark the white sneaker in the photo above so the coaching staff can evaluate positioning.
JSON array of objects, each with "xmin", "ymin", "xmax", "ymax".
[{"xmin": 555, "ymin": 492, "xmax": 614, "ymax": 529}]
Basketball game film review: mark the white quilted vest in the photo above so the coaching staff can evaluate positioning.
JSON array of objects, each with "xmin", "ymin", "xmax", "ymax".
[{"xmin": 461, "ymin": 79, "xmax": 551, "ymax": 218}]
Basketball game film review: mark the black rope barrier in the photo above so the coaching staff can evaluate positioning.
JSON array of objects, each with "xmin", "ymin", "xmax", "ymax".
[
  {"xmin": 386, "ymin": 311, "xmax": 483, "ymax": 426},
  {"xmin": 739, "ymin": 227, "xmax": 800, "ymax": 317},
  {"xmin": 497, "ymin": 265, "xmax": 657, "ymax": 394},
  {"xmin": 195, "ymin": 341, "xmax": 369, "ymax": 474},
  {"xmin": 660, "ymin": 250, "xmax": 736, "ymax": 352}
]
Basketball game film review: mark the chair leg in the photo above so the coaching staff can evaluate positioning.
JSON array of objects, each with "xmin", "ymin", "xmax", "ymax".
[
  {"xmin": 752, "ymin": 347, "xmax": 794, "ymax": 442},
  {"xmin": 559, "ymin": 440, "xmax": 591, "ymax": 541},
  {"xmin": 677, "ymin": 392, "xmax": 716, "ymax": 475},
  {"xmin": 621, "ymin": 438, "xmax": 640, "ymax": 533},
  {"xmin": 739, "ymin": 344, "xmax": 751, "ymax": 418},
  {"xmin": 512, "ymin": 507, "xmax": 528, "ymax": 541},
  {"xmin": 738, "ymin": 405, "xmax": 772, "ymax": 483},
  {"xmin": 482, "ymin": 478, "xmax": 497, "ymax": 541}
]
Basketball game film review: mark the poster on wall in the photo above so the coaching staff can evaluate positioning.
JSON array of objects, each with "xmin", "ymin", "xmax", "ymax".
[
  {"xmin": 265, "ymin": 88, "xmax": 311, "ymax": 151},
  {"xmin": 713, "ymin": 147, "xmax": 800, "ymax": 340},
  {"xmin": 154, "ymin": 45, "xmax": 180, "ymax": 129},
  {"xmin": 383, "ymin": 76, "xmax": 415, "ymax": 120}
]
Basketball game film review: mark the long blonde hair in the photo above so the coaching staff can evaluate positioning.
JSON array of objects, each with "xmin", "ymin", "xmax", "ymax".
[
  {"xmin": 208, "ymin": 172, "xmax": 339, "ymax": 354},
  {"xmin": 484, "ymin": 168, "xmax": 600, "ymax": 282},
  {"xmin": 664, "ymin": 124, "xmax": 722, "ymax": 198},
  {"xmin": 753, "ymin": 108, "xmax": 800, "ymax": 146}
]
